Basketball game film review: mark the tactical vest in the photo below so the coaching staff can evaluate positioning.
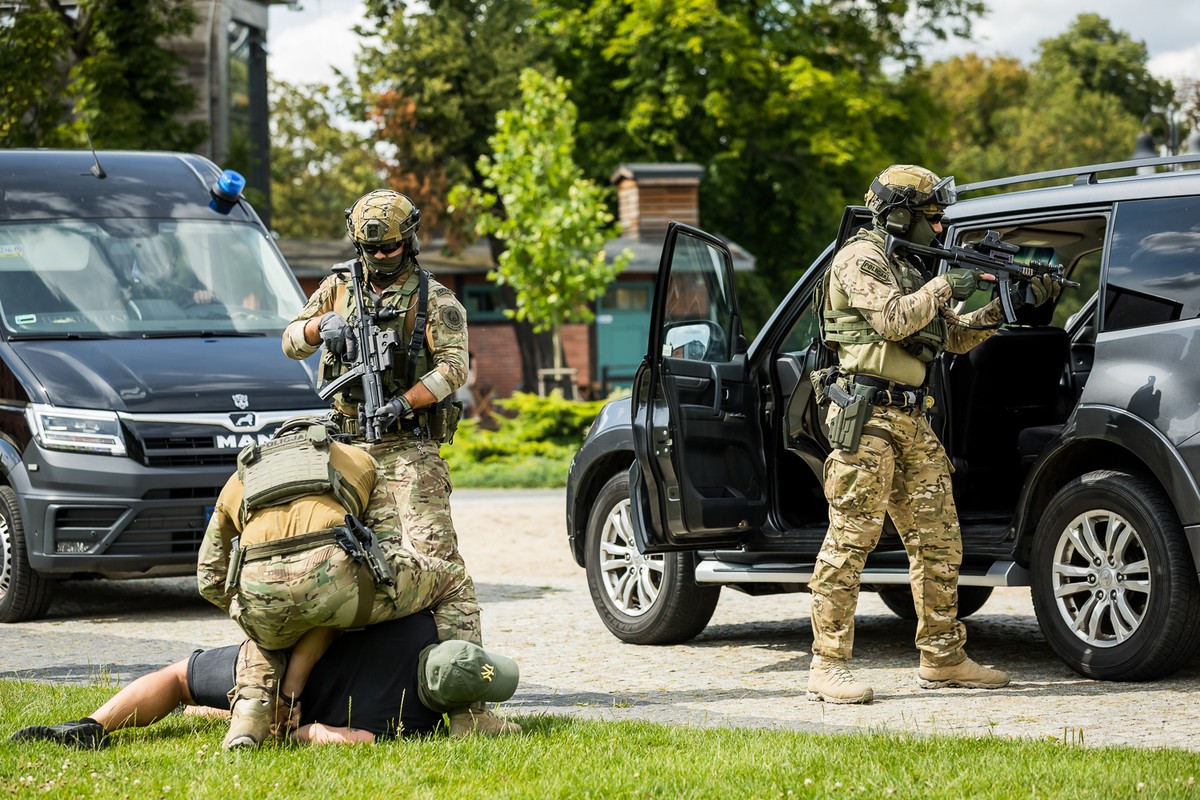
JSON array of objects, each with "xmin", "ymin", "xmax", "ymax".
[
  {"xmin": 236, "ymin": 423, "xmax": 375, "ymax": 529},
  {"xmin": 818, "ymin": 229, "xmax": 948, "ymax": 364},
  {"xmin": 317, "ymin": 266, "xmax": 433, "ymax": 411}
]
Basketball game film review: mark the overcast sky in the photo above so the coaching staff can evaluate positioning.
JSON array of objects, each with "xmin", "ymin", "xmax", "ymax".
[{"xmin": 267, "ymin": 0, "xmax": 1200, "ymax": 90}]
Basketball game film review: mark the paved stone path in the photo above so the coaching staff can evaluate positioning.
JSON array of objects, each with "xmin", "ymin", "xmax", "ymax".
[{"xmin": 4, "ymin": 488, "xmax": 1200, "ymax": 750}]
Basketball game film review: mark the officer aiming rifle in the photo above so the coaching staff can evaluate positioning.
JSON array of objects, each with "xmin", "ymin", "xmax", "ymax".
[{"xmin": 884, "ymin": 229, "xmax": 1080, "ymax": 323}]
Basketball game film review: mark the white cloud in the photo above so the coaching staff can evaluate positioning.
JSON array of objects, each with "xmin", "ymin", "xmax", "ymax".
[
  {"xmin": 267, "ymin": 0, "xmax": 369, "ymax": 86},
  {"xmin": 1150, "ymin": 45, "xmax": 1200, "ymax": 85},
  {"xmin": 922, "ymin": 0, "xmax": 1200, "ymax": 84}
]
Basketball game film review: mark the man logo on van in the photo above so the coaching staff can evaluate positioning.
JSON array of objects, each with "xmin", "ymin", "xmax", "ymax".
[
  {"xmin": 215, "ymin": 433, "xmax": 272, "ymax": 449},
  {"xmin": 230, "ymin": 412, "xmax": 257, "ymax": 429}
]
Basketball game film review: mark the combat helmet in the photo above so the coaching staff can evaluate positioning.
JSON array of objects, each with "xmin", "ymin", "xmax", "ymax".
[
  {"xmin": 345, "ymin": 190, "xmax": 421, "ymax": 281},
  {"xmin": 864, "ymin": 164, "xmax": 957, "ymax": 245}
]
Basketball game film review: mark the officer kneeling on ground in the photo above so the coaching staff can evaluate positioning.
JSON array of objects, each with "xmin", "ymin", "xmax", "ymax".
[{"xmin": 197, "ymin": 416, "xmax": 518, "ymax": 749}]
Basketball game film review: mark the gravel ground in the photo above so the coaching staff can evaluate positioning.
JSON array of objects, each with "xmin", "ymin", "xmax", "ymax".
[{"xmin": 4, "ymin": 487, "xmax": 1200, "ymax": 751}]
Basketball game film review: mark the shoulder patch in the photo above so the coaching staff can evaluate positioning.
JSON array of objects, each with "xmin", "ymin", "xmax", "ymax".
[
  {"xmin": 859, "ymin": 259, "xmax": 893, "ymax": 285},
  {"xmin": 440, "ymin": 306, "xmax": 465, "ymax": 331}
]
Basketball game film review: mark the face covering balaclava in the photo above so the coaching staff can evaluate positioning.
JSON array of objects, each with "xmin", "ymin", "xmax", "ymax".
[{"xmin": 362, "ymin": 246, "xmax": 410, "ymax": 286}]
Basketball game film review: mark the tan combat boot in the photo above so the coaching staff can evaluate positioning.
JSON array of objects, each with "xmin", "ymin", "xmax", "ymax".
[
  {"xmin": 918, "ymin": 657, "xmax": 1009, "ymax": 689},
  {"xmin": 448, "ymin": 707, "xmax": 522, "ymax": 738},
  {"xmin": 222, "ymin": 694, "xmax": 273, "ymax": 750},
  {"xmin": 806, "ymin": 656, "xmax": 874, "ymax": 704}
]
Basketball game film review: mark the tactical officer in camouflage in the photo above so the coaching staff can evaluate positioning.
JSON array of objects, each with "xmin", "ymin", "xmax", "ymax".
[
  {"xmin": 196, "ymin": 417, "xmax": 509, "ymax": 748},
  {"xmin": 807, "ymin": 164, "xmax": 1060, "ymax": 704},
  {"xmin": 282, "ymin": 191, "xmax": 513, "ymax": 736}
]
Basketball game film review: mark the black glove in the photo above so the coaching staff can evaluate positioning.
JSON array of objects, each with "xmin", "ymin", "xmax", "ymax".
[
  {"xmin": 373, "ymin": 396, "xmax": 413, "ymax": 431},
  {"xmin": 318, "ymin": 312, "xmax": 351, "ymax": 356},
  {"xmin": 944, "ymin": 268, "xmax": 983, "ymax": 301},
  {"xmin": 1028, "ymin": 273, "xmax": 1062, "ymax": 307}
]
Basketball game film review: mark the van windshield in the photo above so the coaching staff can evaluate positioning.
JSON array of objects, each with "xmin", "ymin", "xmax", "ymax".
[{"xmin": 0, "ymin": 219, "xmax": 305, "ymax": 338}]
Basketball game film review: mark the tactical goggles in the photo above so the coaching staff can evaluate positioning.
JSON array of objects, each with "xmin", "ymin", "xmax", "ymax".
[
  {"xmin": 360, "ymin": 240, "xmax": 404, "ymax": 256},
  {"xmin": 930, "ymin": 175, "xmax": 957, "ymax": 206}
]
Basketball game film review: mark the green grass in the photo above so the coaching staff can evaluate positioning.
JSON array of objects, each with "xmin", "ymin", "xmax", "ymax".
[{"xmin": 3, "ymin": 681, "xmax": 1200, "ymax": 798}]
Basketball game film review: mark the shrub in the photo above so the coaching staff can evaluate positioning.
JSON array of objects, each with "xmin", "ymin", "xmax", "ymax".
[{"xmin": 442, "ymin": 390, "xmax": 615, "ymax": 489}]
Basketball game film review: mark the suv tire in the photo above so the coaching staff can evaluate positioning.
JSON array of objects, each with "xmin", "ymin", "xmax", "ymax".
[
  {"xmin": 877, "ymin": 585, "xmax": 993, "ymax": 620},
  {"xmin": 1030, "ymin": 470, "xmax": 1200, "ymax": 681},
  {"xmin": 585, "ymin": 472, "xmax": 719, "ymax": 644},
  {"xmin": 0, "ymin": 486, "xmax": 53, "ymax": 623}
]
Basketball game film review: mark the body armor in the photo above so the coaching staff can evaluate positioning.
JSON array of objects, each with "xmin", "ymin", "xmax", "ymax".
[
  {"xmin": 316, "ymin": 266, "xmax": 431, "ymax": 412},
  {"xmin": 819, "ymin": 230, "xmax": 948, "ymax": 364}
]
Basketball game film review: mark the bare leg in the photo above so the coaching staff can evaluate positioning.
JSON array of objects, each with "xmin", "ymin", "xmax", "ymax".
[
  {"xmin": 90, "ymin": 659, "xmax": 193, "ymax": 731},
  {"xmin": 282, "ymin": 628, "xmax": 341, "ymax": 701}
]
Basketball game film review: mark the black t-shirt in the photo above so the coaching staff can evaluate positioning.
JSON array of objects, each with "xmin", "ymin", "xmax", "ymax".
[{"xmin": 299, "ymin": 612, "xmax": 443, "ymax": 738}]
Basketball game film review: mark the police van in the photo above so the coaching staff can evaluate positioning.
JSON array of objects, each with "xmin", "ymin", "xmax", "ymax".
[{"xmin": 0, "ymin": 149, "xmax": 326, "ymax": 621}]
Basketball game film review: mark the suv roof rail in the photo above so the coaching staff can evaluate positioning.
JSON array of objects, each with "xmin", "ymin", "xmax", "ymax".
[{"xmin": 957, "ymin": 153, "xmax": 1200, "ymax": 198}]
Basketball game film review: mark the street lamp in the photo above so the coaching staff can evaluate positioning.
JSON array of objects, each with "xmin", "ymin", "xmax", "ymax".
[{"xmin": 1132, "ymin": 107, "xmax": 1199, "ymax": 174}]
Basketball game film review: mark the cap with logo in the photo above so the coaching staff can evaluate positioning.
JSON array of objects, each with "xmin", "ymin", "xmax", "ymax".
[{"xmin": 417, "ymin": 640, "xmax": 520, "ymax": 711}]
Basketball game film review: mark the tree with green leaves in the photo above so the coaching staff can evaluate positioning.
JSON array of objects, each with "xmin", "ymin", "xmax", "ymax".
[
  {"xmin": 269, "ymin": 79, "xmax": 380, "ymax": 239},
  {"xmin": 532, "ymin": 0, "xmax": 979, "ymax": 324},
  {"xmin": 450, "ymin": 68, "xmax": 632, "ymax": 378},
  {"xmin": 1037, "ymin": 13, "xmax": 1174, "ymax": 120},
  {"xmin": 353, "ymin": 0, "xmax": 548, "ymax": 240},
  {"xmin": 0, "ymin": 0, "xmax": 205, "ymax": 150},
  {"xmin": 927, "ymin": 14, "xmax": 1165, "ymax": 183}
]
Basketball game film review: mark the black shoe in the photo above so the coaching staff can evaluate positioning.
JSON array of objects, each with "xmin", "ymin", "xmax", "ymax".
[{"xmin": 10, "ymin": 718, "xmax": 108, "ymax": 749}]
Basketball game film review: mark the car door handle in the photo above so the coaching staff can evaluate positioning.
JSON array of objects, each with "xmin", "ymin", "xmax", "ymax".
[{"xmin": 710, "ymin": 365, "xmax": 723, "ymax": 417}]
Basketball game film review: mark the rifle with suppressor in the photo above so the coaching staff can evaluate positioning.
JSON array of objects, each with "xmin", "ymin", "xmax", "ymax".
[
  {"xmin": 884, "ymin": 229, "xmax": 1080, "ymax": 324},
  {"xmin": 316, "ymin": 258, "xmax": 399, "ymax": 443}
]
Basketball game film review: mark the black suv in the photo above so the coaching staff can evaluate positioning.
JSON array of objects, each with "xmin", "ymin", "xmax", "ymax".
[{"xmin": 566, "ymin": 154, "xmax": 1200, "ymax": 682}]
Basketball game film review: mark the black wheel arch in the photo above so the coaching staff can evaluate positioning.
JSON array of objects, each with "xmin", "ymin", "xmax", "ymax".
[
  {"xmin": 569, "ymin": 450, "xmax": 634, "ymax": 567},
  {"xmin": 1012, "ymin": 408, "xmax": 1200, "ymax": 570}
]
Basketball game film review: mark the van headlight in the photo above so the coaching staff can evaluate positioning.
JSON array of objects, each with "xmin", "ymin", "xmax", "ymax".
[{"xmin": 27, "ymin": 404, "xmax": 127, "ymax": 456}]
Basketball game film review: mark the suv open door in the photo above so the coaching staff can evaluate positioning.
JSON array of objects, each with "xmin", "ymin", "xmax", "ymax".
[{"xmin": 630, "ymin": 223, "xmax": 767, "ymax": 552}]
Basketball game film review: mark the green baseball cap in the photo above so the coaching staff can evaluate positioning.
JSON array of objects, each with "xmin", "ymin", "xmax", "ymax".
[{"xmin": 417, "ymin": 641, "xmax": 520, "ymax": 711}]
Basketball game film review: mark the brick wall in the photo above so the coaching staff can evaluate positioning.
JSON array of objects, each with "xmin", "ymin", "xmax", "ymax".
[{"xmin": 469, "ymin": 321, "xmax": 592, "ymax": 400}]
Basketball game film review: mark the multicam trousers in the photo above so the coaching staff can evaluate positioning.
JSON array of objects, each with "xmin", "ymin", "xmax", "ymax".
[
  {"xmin": 356, "ymin": 433, "xmax": 463, "ymax": 559},
  {"xmin": 228, "ymin": 536, "xmax": 480, "ymax": 703},
  {"xmin": 809, "ymin": 404, "xmax": 967, "ymax": 668}
]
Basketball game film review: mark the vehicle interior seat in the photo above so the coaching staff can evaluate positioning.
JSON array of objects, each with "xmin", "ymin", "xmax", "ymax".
[{"xmin": 947, "ymin": 299, "xmax": 1070, "ymax": 507}]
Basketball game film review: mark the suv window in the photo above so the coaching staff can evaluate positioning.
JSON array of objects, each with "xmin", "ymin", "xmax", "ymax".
[{"xmin": 1103, "ymin": 196, "xmax": 1200, "ymax": 332}]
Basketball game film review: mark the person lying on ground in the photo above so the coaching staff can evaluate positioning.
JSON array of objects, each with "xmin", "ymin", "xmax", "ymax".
[{"xmin": 9, "ymin": 613, "xmax": 519, "ymax": 749}]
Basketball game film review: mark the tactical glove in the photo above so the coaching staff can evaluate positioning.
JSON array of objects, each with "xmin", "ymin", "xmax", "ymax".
[
  {"xmin": 944, "ymin": 268, "xmax": 983, "ymax": 301},
  {"xmin": 373, "ymin": 396, "xmax": 413, "ymax": 431},
  {"xmin": 1028, "ymin": 273, "xmax": 1062, "ymax": 307},
  {"xmin": 317, "ymin": 312, "xmax": 351, "ymax": 356}
]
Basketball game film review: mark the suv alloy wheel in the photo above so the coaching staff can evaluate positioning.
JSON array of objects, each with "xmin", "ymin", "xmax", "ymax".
[
  {"xmin": 1031, "ymin": 470, "xmax": 1200, "ymax": 681},
  {"xmin": 584, "ymin": 473, "xmax": 719, "ymax": 644}
]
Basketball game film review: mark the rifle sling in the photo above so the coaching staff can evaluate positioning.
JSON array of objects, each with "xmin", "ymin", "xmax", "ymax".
[{"xmin": 405, "ymin": 267, "xmax": 429, "ymax": 390}]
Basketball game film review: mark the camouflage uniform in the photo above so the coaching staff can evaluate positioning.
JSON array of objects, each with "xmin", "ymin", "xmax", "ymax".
[
  {"xmin": 282, "ymin": 254, "xmax": 476, "ymax": 638},
  {"xmin": 810, "ymin": 222, "xmax": 1006, "ymax": 668},
  {"xmin": 196, "ymin": 438, "xmax": 480, "ymax": 708}
]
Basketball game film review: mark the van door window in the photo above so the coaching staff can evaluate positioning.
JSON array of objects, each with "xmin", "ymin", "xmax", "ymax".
[{"xmin": 1104, "ymin": 196, "xmax": 1200, "ymax": 332}]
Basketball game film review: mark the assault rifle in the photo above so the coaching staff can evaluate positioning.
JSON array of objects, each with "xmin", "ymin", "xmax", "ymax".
[
  {"xmin": 884, "ymin": 229, "xmax": 1080, "ymax": 324},
  {"xmin": 316, "ymin": 258, "xmax": 399, "ymax": 443}
]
